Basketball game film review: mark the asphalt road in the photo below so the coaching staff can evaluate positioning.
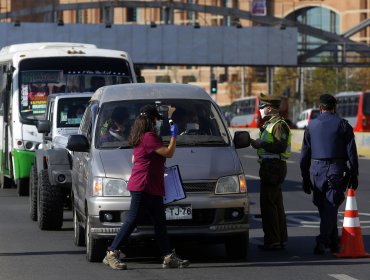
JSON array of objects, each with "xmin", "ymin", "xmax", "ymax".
[{"xmin": 0, "ymin": 149, "xmax": 369, "ymax": 280}]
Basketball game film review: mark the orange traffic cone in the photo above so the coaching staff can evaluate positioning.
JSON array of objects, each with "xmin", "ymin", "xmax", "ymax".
[{"xmin": 336, "ymin": 188, "xmax": 370, "ymax": 258}]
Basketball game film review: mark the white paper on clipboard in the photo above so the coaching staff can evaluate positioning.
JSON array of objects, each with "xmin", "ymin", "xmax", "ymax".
[{"xmin": 163, "ymin": 165, "xmax": 186, "ymax": 204}]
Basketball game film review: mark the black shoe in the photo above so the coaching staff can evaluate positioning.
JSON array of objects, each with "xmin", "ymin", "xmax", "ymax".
[
  {"xmin": 258, "ymin": 242, "xmax": 283, "ymax": 250},
  {"xmin": 314, "ymin": 243, "xmax": 326, "ymax": 255}
]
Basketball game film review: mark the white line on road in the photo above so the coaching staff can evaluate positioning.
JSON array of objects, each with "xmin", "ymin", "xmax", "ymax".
[{"xmin": 328, "ymin": 274, "xmax": 359, "ymax": 280}]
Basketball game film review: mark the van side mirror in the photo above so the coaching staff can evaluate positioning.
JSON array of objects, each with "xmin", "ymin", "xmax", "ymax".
[
  {"xmin": 234, "ymin": 131, "xmax": 250, "ymax": 149},
  {"xmin": 67, "ymin": 134, "xmax": 90, "ymax": 152},
  {"xmin": 36, "ymin": 120, "xmax": 51, "ymax": 134}
]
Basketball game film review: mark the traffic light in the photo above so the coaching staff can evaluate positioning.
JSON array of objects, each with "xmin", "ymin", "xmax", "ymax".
[{"xmin": 210, "ymin": 79, "xmax": 218, "ymax": 94}]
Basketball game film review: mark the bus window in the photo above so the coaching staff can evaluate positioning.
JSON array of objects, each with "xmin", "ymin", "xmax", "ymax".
[{"xmin": 363, "ymin": 93, "xmax": 370, "ymax": 115}]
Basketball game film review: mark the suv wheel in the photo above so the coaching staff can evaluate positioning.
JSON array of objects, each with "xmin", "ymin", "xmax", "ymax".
[
  {"xmin": 37, "ymin": 169, "xmax": 64, "ymax": 230},
  {"xmin": 85, "ymin": 215, "xmax": 106, "ymax": 262},
  {"xmin": 29, "ymin": 165, "xmax": 38, "ymax": 221},
  {"xmin": 225, "ymin": 233, "xmax": 249, "ymax": 259}
]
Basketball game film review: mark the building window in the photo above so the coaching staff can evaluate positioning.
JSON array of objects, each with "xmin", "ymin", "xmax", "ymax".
[
  {"xmin": 182, "ymin": 75, "xmax": 196, "ymax": 84},
  {"xmin": 156, "ymin": 75, "xmax": 171, "ymax": 83},
  {"xmin": 127, "ymin": 8, "xmax": 137, "ymax": 22},
  {"xmin": 287, "ymin": 6, "xmax": 339, "ymax": 62}
]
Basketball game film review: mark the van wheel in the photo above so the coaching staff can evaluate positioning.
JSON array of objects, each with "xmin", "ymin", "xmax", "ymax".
[
  {"xmin": 85, "ymin": 215, "xmax": 106, "ymax": 262},
  {"xmin": 225, "ymin": 233, "xmax": 249, "ymax": 260},
  {"xmin": 17, "ymin": 178, "xmax": 29, "ymax": 196},
  {"xmin": 73, "ymin": 206, "xmax": 85, "ymax": 246},
  {"xmin": 29, "ymin": 165, "xmax": 38, "ymax": 221},
  {"xmin": 37, "ymin": 170, "xmax": 64, "ymax": 230}
]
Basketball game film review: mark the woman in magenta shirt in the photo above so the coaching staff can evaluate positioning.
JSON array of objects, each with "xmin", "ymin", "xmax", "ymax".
[{"xmin": 103, "ymin": 105, "xmax": 189, "ymax": 270}]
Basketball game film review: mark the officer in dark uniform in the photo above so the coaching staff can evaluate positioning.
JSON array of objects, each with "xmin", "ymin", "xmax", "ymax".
[
  {"xmin": 300, "ymin": 94, "xmax": 359, "ymax": 255},
  {"xmin": 250, "ymin": 95, "xmax": 291, "ymax": 250}
]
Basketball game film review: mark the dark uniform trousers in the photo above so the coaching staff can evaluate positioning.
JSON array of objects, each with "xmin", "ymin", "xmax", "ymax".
[
  {"xmin": 311, "ymin": 160, "xmax": 348, "ymax": 247},
  {"xmin": 259, "ymin": 158, "xmax": 288, "ymax": 245}
]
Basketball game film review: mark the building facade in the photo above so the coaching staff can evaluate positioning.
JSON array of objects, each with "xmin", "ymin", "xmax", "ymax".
[{"xmin": 0, "ymin": 0, "xmax": 368, "ymax": 105}]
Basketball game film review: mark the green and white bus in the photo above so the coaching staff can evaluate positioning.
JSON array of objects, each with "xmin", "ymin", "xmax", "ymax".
[{"xmin": 0, "ymin": 42, "xmax": 138, "ymax": 196}]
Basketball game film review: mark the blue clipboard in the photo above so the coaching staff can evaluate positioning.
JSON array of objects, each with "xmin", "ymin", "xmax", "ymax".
[{"xmin": 163, "ymin": 165, "xmax": 186, "ymax": 204}]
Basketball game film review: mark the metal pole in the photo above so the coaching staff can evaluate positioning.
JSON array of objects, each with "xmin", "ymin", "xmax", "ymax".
[
  {"xmin": 241, "ymin": 67, "xmax": 245, "ymax": 98},
  {"xmin": 267, "ymin": 67, "xmax": 274, "ymax": 95},
  {"xmin": 300, "ymin": 67, "xmax": 304, "ymax": 112}
]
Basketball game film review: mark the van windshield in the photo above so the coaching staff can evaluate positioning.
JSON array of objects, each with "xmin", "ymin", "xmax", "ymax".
[{"xmin": 95, "ymin": 99, "xmax": 230, "ymax": 149}]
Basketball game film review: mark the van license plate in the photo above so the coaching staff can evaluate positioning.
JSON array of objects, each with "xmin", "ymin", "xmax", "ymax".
[{"xmin": 165, "ymin": 205, "xmax": 192, "ymax": 220}]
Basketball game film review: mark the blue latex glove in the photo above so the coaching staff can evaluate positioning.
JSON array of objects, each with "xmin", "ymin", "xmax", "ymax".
[{"xmin": 170, "ymin": 123, "xmax": 178, "ymax": 138}]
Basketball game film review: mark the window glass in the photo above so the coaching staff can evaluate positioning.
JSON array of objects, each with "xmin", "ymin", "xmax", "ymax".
[
  {"xmin": 230, "ymin": 98, "xmax": 256, "ymax": 116},
  {"xmin": 57, "ymin": 97, "xmax": 90, "ymax": 128},
  {"xmin": 363, "ymin": 93, "xmax": 370, "ymax": 115},
  {"xmin": 95, "ymin": 99, "xmax": 230, "ymax": 149},
  {"xmin": 336, "ymin": 96, "xmax": 359, "ymax": 118},
  {"xmin": 19, "ymin": 57, "xmax": 132, "ymax": 122}
]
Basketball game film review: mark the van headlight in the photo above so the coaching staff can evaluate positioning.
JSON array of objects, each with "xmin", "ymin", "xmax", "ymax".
[
  {"xmin": 215, "ymin": 175, "xmax": 247, "ymax": 194},
  {"xmin": 93, "ymin": 177, "xmax": 130, "ymax": 197}
]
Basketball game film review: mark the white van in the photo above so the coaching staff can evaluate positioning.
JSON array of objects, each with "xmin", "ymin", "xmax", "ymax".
[
  {"xmin": 67, "ymin": 83, "xmax": 251, "ymax": 262},
  {"xmin": 296, "ymin": 108, "xmax": 320, "ymax": 129}
]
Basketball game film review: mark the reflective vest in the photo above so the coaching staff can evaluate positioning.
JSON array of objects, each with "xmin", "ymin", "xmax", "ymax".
[{"xmin": 257, "ymin": 118, "xmax": 291, "ymax": 162}]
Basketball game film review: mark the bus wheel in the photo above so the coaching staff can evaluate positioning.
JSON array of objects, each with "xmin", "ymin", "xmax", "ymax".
[
  {"xmin": 17, "ymin": 178, "xmax": 29, "ymax": 196},
  {"xmin": 37, "ymin": 169, "xmax": 63, "ymax": 230}
]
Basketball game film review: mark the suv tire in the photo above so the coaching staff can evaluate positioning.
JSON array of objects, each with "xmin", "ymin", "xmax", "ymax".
[
  {"xmin": 86, "ymin": 215, "xmax": 106, "ymax": 262},
  {"xmin": 73, "ymin": 206, "xmax": 85, "ymax": 246},
  {"xmin": 37, "ymin": 169, "xmax": 64, "ymax": 230}
]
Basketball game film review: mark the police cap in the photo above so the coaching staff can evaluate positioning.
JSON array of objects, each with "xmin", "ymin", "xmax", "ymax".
[
  {"xmin": 319, "ymin": 94, "xmax": 337, "ymax": 106},
  {"xmin": 259, "ymin": 95, "xmax": 281, "ymax": 109}
]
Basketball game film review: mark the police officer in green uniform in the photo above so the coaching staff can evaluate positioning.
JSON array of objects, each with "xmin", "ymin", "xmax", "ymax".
[{"xmin": 250, "ymin": 95, "xmax": 292, "ymax": 250}]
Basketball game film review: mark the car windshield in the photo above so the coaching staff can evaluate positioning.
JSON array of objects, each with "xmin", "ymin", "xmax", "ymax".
[
  {"xmin": 19, "ymin": 57, "xmax": 132, "ymax": 121},
  {"xmin": 95, "ymin": 99, "xmax": 230, "ymax": 149},
  {"xmin": 57, "ymin": 97, "xmax": 90, "ymax": 128}
]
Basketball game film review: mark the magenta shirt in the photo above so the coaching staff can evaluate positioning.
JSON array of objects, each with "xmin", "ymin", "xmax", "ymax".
[{"xmin": 127, "ymin": 132, "xmax": 166, "ymax": 196}]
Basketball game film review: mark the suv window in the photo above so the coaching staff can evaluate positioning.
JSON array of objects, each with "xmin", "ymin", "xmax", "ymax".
[
  {"xmin": 57, "ymin": 97, "xmax": 90, "ymax": 127},
  {"xmin": 95, "ymin": 99, "xmax": 230, "ymax": 149}
]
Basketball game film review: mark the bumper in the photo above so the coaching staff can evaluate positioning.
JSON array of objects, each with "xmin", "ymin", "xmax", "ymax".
[{"xmin": 86, "ymin": 193, "xmax": 249, "ymax": 241}]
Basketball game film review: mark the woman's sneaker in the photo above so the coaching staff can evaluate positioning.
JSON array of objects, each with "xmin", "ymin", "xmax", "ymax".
[
  {"xmin": 103, "ymin": 250, "xmax": 127, "ymax": 270},
  {"xmin": 162, "ymin": 250, "xmax": 190, "ymax": 268}
]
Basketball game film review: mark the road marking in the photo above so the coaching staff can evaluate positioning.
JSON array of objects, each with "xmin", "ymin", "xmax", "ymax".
[{"xmin": 328, "ymin": 274, "xmax": 359, "ymax": 280}]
